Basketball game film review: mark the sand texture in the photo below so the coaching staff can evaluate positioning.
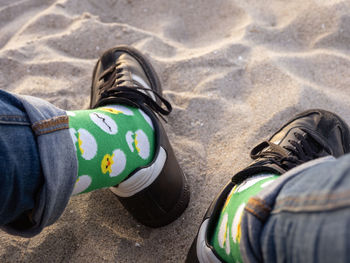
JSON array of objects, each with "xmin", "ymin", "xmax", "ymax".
[{"xmin": 1, "ymin": 0, "xmax": 350, "ymax": 262}]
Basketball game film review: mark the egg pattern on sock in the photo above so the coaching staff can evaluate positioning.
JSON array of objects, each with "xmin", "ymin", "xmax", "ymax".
[
  {"xmin": 211, "ymin": 174, "xmax": 279, "ymax": 262},
  {"xmin": 68, "ymin": 105, "xmax": 155, "ymax": 194}
]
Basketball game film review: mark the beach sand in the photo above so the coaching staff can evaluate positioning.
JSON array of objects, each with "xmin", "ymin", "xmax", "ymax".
[{"xmin": 1, "ymin": 0, "xmax": 350, "ymax": 262}]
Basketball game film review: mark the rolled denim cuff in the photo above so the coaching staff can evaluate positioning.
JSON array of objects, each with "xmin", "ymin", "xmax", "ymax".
[{"xmin": 1, "ymin": 94, "xmax": 77, "ymax": 237}]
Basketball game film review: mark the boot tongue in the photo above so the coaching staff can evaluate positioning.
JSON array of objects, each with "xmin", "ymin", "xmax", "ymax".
[
  {"xmin": 271, "ymin": 127, "xmax": 329, "ymax": 159},
  {"xmin": 116, "ymin": 55, "xmax": 157, "ymax": 102},
  {"xmin": 250, "ymin": 141, "xmax": 289, "ymax": 160},
  {"xmin": 250, "ymin": 128, "xmax": 312, "ymax": 160},
  {"xmin": 270, "ymin": 128, "xmax": 304, "ymax": 150}
]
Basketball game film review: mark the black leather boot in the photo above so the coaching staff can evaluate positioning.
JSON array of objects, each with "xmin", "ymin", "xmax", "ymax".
[
  {"xmin": 90, "ymin": 45, "xmax": 190, "ymax": 227},
  {"xmin": 187, "ymin": 109, "xmax": 350, "ymax": 262}
]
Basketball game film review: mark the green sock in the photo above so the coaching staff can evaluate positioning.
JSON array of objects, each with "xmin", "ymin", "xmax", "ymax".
[
  {"xmin": 211, "ymin": 174, "xmax": 279, "ymax": 262},
  {"xmin": 67, "ymin": 105, "xmax": 155, "ymax": 195}
]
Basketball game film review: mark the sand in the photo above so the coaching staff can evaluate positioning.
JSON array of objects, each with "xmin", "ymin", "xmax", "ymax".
[{"xmin": 1, "ymin": 0, "xmax": 350, "ymax": 262}]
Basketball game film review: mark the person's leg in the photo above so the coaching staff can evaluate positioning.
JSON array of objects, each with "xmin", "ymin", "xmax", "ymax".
[
  {"xmin": 0, "ymin": 45, "xmax": 189, "ymax": 237},
  {"xmin": 240, "ymin": 154, "xmax": 350, "ymax": 262},
  {"xmin": 187, "ymin": 109, "xmax": 350, "ymax": 262}
]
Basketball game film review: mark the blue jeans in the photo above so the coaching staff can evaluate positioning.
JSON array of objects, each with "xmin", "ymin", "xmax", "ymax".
[
  {"xmin": 0, "ymin": 90, "xmax": 77, "ymax": 237},
  {"xmin": 240, "ymin": 155, "xmax": 350, "ymax": 262}
]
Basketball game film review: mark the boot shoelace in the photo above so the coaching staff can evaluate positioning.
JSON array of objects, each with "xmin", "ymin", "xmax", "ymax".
[
  {"xmin": 250, "ymin": 131, "xmax": 326, "ymax": 170},
  {"xmin": 98, "ymin": 63, "xmax": 172, "ymax": 117}
]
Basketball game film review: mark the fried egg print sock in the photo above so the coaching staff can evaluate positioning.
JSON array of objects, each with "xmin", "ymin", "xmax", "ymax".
[
  {"xmin": 211, "ymin": 174, "xmax": 278, "ymax": 262},
  {"xmin": 67, "ymin": 105, "xmax": 155, "ymax": 195}
]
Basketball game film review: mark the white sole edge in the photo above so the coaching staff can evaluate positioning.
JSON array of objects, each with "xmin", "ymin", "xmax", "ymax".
[{"xmin": 110, "ymin": 147, "xmax": 167, "ymax": 197}]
